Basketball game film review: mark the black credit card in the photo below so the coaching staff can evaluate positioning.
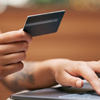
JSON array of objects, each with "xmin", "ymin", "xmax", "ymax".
[{"xmin": 23, "ymin": 10, "xmax": 65, "ymax": 37}]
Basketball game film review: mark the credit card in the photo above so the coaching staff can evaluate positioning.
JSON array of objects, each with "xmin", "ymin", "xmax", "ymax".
[{"xmin": 23, "ymin": 10, "xmax": 65, "ymax": 37}]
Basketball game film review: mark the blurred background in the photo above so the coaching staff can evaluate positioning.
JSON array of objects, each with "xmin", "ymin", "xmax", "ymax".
[{"xmin": 0, "ymin": 0, "xmax": 100, "ymax": 99}]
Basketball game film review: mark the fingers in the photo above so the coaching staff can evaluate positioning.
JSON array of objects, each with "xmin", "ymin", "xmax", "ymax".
[
  {"xmin": 86, "ymin": 61, "xmax": 100, "ymax": 73},
  {"xmin": 0, "ymin": 52, "xmax": 26, "ymax": 65},
  {"xmin": 56, "ymin": 71, "xmax": 83, "ymax": 88},
  {"xmin": 0, "ymin": 30, "xmax": 32, "ymax": 44},
  {"xmin": 0, "ymin": 29, "xmax": 31, "ymax": 78},
  {"xmin": 0, "ymin": 41, "xmax": 28, "ymax": 55},
  {"xmin": 0, "ymin": 62, "xmax": 23, "ymax": 78},
  {"xmin": 77, "ymin": 62, "xmax": 100, "ymax": 94}
]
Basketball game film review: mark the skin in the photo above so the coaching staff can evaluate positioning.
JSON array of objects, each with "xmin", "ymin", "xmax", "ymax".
[{"xmin": 0, "ymin": 30, "xmax": 100, "ymax": 95}]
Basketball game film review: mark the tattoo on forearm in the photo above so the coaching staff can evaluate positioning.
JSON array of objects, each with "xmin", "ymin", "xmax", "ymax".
[
  {"xmin": 28, "ymin": 74, "xmax": 35, "ymax": 84},
  {"xmin": 13, "ymin": 62, "xmax": 35, "ymax": 86}
]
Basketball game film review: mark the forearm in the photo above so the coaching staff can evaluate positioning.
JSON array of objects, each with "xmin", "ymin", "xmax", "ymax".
[{"xmin": 1, "ymin": 61, "xmax": 57, "ymax": 92}]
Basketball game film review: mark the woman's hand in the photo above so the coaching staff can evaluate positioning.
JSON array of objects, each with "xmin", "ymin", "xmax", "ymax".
[
  {"xmin": 0, "ymin": 30, "xmax": 32, "ymax": 79},
  {"xmin": 48, "ymin": 59, "xmax": 100, "ymax": 94},
  {"xmin": 1, "ymin": 59, "xmax": 100, "ymax": 94}
]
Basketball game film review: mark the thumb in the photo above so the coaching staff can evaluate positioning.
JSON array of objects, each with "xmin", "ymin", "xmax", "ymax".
[{"xmin": 58, "ymin": 71, "xmax": 83, "ymax": 88}]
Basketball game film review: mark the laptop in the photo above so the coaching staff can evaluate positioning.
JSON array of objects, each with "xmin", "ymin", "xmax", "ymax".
[{"xmin": 10, "ymin": 79, "xmax": 100, "ymax": 100}]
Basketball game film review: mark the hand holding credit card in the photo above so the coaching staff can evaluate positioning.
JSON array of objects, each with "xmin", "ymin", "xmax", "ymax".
[{"xmin": 23, "ymin": 10, "xmax": 65, "ymax": 37}]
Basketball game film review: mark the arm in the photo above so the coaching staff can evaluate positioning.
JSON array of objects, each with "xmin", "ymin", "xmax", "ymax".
[
  {"xmin": 1, "ymin": 59, "xmax": 100, "ymax": 95},
  {"xmin": 1, "ymin": 61, "xmax": 57, "ymax": 92}
]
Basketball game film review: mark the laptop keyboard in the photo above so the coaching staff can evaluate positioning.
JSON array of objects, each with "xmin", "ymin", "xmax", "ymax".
[{"xmin": 59, "ymin": 90, "xmax": 100, "ymax": 99}]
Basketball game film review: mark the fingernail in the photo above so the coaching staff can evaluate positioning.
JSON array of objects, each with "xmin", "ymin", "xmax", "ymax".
[
  {"xmin": 96, "ymin": 89, "xmax": 100, "ymax": 95},
  {"xmin": 76, "ymin": 80, "xmax": 83, "ymax": 88},
  {"xmin": 18, "ymin": 29, "xmax": 23, "ymax": 33},
  {"xmin": 95, "ymin": 82, "xmax": 100, "ymax": 95}
]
